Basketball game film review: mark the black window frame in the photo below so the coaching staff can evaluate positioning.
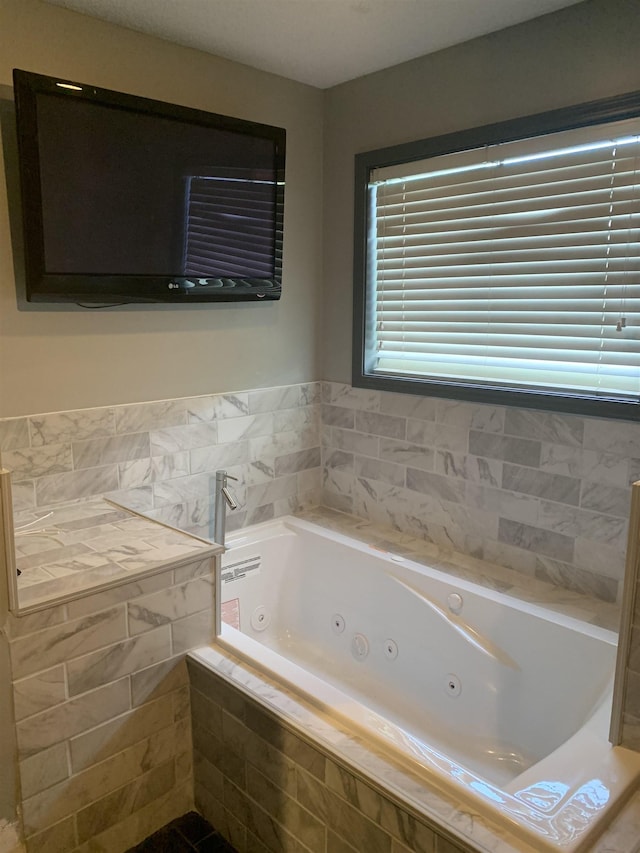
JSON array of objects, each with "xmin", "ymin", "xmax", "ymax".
[{"xmin": 352, "ymin": 89, "xmax": 640, "ymax": 421}]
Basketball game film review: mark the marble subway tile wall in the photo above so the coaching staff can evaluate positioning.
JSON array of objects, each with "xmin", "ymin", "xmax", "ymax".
[
  {"xmin": 6, "ymin": 556, "xmax": 215, "ymax": 853},
  {"xmin": 0, "ymin": 382, "xmax": 322, "ymax": 537},
  {"xmin": 189, "ymin": 659, "xmax": 468, "ymax": 853},
  {"xmin": 321, "ymin": 381, "xmax": 638, "ymax": 605}
]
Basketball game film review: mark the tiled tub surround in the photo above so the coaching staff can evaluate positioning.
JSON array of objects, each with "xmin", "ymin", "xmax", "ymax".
[
  {"xmin": 0, "ymin": 378, "xmax": 635, "ymax": 606},
  {"xmin": 5, "ymin": 551, "xmax": 217, "ymax": 853},
  {"xmin": 0, "ymin": 383, "xmax": 323, "ymax": 538},
  {"xmin": 187, "ymin": 649, "xmax": 640, "ymax": 853},
  {"xmin": 11, "ymin": 498, "xmax": 217, "ymax": 610},
  {"xmin": 321, "ymin": 381, "xmax": 639, "ymax": 606}
]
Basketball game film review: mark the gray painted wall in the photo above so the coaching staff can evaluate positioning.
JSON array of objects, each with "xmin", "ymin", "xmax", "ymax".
[
  {"xmin": 322, "ymin": 0, "xmax": 640, "ymax": 382},
  {"xmin": 0, "ymin": 0, "xmax": 324, "ymax": 418}
]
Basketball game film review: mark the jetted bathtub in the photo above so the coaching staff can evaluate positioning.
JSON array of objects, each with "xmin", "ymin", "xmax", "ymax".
[{"xmin": 200, "ymin": 515, "xmax": 640, "ymax": 851}]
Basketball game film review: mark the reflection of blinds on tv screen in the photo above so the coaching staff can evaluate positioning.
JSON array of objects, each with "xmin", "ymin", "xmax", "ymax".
[{"xmin": 36, "ymin": 94, "xmax": 278, "ymax": 277}]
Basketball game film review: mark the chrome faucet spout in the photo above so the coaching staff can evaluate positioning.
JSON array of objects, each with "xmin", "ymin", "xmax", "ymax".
[
  {"xmin": 213, "ymin": 469, "xmax": 238, "ymax": 547},
  {"xmin": 221, "ymin": 485, "xmax": 238, "ymax": 510}
]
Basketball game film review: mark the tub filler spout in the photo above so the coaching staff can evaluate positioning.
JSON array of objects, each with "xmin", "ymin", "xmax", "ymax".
[{"xmin": 212, "ymin": 469, "xmax": 238, "ymax": 548}]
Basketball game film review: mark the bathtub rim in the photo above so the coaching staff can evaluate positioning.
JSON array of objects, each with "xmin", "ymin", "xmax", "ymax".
[{"xmin": 189, "ymin": 641, "xmax": 640, "ymax": 853}]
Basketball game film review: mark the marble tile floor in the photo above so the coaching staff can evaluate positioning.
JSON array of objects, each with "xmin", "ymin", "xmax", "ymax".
[{"xmin": 125, "ymin": 811, "xmax": 237, "ymax": 853}]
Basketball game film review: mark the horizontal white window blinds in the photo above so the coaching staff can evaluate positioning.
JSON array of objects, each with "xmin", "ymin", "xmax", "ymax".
[
  {"xmin": 366, "ymin": 117, "xmax": 640, "ymax": 400},
  {"xmin": 184, "ymin": 175, "xmax": 277, "ymax": 278}
]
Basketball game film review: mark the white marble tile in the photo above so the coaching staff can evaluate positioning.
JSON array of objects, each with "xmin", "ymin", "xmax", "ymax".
[
  {"xmin": 504, "ymin": 409, "xmax": 584, "ymax": 446},
  {"xmin": 151, "ymin": 452, "xmax": 191, "ymax": 482},
  {"xmin": 73, "ymin": 432, "xmax": 151, "ymax": 470},
  {"xmin": 115, "ymin": 399, "xmax": 186, "ymax": 434},
  {"xmin": 246, "ymin": 474, "xmax": 298, "ymax": 507},
  {"xmin": 190, "ymin": 440, "xmax": 249, "ymax": 474},
  {"xmin": 152, "ymin": 473, "xmax": 214, "ymax": 507},
  {"xmin": 324, "ymin": 383, "xmax": 381, "ymax": 412},
  {"xmin": 104, "ymin": 486, "xmax": 154, "ymax": 511},
  {"xmin": 2, "ymin": 443, "xmax": 73, "ymax": 479},
  {"xmin": 29, "ymin": 408, "xmax": 116, "ymax": 447},
  {"xmin": 66, "ymin": 626, "xmax": 172, "ymax": 696},
  {"xmin": 356, "ymin": 410, "xmax": 406, "ymax": 440},
  {"xmin": 19, "ymin": 742, "xmax": 69, "ymax": 800},
  {"xmin": 436, "ymin": 399, "xmax": 505, "ymax": 434},
  {"xmin": 22, "ymin": 723, "xmax": 177, "ymax": 835},
  {"xmin": 16, "ymin": 677, "xmax": 130, "ymax": 758},
  {"xmin": 251, "ymin": 425, "xmax": 320, "ymax": 460},
  {"xmin": 35, "ymin": 466, "xmax": 119, "ymax": 506},
  {"xmin": 66, "ymin": 573, "xmax": 174, "ymax": 619},
  {"xmin": 69, "ymin": 693, "xmax": 175, "ymax": 772},
  {"xmin": 10, "ymin": 606, "xmax": 127, "ymax": 679},
  {"xmin": 172, "ymin": 610, "xmax": 214, "ymax": 655},
  {"xmin": 498, "ymin": 518, "xmax": 574, "ymax": 563},
  {"xmin": 11, "ymin": 479, "xmax": 36, "ymax": 512},
  {"xmin": 584, "ymin": 418, "xmax": 640, "ymax": 456},
  {"xmin": 13, "ymin": 665, "xmax": 66, "ymax": 721},
  {"xmin": 580, "ymin": 480, "xmax": 631, "ymax": 518},
  {"xmin": 379, "ymin": 392, "xmax": 436, "ymax": 421},
  {"xmin": 573, "ymin": 538, "xmax": 628, "ymax": 584},
  {"xmin": 249, "ymin": 385, "xmax": 302, "ymax": 413},
  {"xmin": 435, "ymin": 451, "xmax": 501, "ymax": 486},
  {"xmin": 275, "ymin": 447, "xmax": 322, "ymax": 477},
  {"xmin": 379, "ymin": 439, "xmax": 434, "ymax": 471},
  {"xmin": 127, "ymin": 577, "xmax": 213, "ymax": 635},
  {"xmin": 274, "ymin": 406, "xmax": 320, "ymax": 433},
  {"xmin": 540, "ymin": 444, "xmax": 629, "ymax": 487},
  {"xmin": 538, "ymin": 500, "xmax": 627, "ymax": 549},
  {"xmin": 0, "ymin": 417, "xmax": 30, "ymax": 451},
  {"xmin": 149, "ymin": 422, "xmax": 218, "ymax": 455},
  {"xmin": 217, "ymin": 413, "xmax": 274, "ymax": 443},
  {"xmin": 186, "ymin": 393, "xmax": 249, "ymax": 422}
]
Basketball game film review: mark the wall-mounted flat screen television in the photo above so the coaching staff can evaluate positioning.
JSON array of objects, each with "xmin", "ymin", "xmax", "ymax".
[{"xmin": 12, "ymin": 69, "xmax": 286, "ymax": 304}]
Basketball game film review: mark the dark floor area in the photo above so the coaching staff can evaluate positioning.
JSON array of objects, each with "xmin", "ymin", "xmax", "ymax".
[{"xmin": 125, "ymin": 811, "xmax": 238, "ymax": 852}]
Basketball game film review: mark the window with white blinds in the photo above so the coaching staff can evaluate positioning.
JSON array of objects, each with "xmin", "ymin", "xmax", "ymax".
[
  {"xmin": 358, "ymin": 108, "xmax": 640, "ymax": 413},
  {"xmin": 183, "ymin": 173, "xmax": 277, "ymax": 278}
]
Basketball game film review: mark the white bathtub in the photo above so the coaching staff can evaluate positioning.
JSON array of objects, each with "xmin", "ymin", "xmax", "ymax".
[{"xmin": 209, "ymin": 514, "xmax": 640, "ymax": 852}]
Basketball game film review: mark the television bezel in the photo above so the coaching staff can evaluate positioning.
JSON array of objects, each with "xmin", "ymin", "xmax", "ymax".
[{"xmin": 12, "ymin": 69, "xmax": 286, "ymax": 304}]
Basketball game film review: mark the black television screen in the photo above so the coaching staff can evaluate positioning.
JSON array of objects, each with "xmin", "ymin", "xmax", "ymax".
[{"xmin": 12, "ymin": 69, "xmax": 285, "ymax": 303}]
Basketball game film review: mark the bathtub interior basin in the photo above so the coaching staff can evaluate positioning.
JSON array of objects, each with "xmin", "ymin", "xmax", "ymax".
[{"xmin": 213, "ymin": 515, "xmax": 640, "ymax": 852}]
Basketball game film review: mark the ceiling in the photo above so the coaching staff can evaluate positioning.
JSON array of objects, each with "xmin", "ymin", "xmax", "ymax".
[{"xmin": 44, "ymin": 0, "xmax": 585, "ymax": 89}]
